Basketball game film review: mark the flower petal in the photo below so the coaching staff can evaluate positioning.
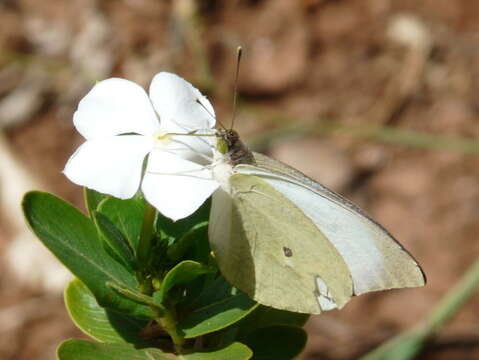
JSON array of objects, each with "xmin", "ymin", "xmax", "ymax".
[
  {"xmin": 64, "ymin": 135, "xmax": 152, "ymax": 199},
  {"xmin": 149, "ymin": 72, "xmax": 216, "ymax": 132},
  {"xmin": 165, "ymin": 128, "xmax": 216, "ymax": 165},
  {"xmin": 74, "ymin": 78, "xmax": 160, "ymax": 139},
  {"xmin": 142, "ymin": 150, "xmax": 219, "ymax": 221}
]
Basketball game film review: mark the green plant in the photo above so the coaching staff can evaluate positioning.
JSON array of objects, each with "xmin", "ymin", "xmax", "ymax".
[{"xmin": 22, "ymin": 188, "xmax": 308, "ymax": 359}]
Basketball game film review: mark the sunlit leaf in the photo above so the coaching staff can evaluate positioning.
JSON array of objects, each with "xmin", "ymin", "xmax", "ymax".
[
  {"xmin": 23, "ymin": 191, "xmax": 153, "ymax": 319},
  {"xmin": 57, "ymin": 339, "xmax": 252, "ymax": 360},
  {"xmin": 178, "ymin": 290, "xmax": 258, "ymax": 338},
  {"xmin": 65, "ymin": 279, "xmax": 147, "ymax": 343},
  {"xmin": 154, "ymin": 260, "xmax": 213, "ymax": 305},
  {"xmin": 57, "ymin": 339, "xmax": 173, "ymax": 360}
]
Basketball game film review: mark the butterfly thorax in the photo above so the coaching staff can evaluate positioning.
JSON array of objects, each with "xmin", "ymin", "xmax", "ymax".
[{"xmin": 216, "ymin": 129, "xmax": 256, "ymax": 166}]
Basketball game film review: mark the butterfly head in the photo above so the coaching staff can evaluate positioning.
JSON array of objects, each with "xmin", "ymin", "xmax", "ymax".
[
  {"xmin": 215, "ymin": 128, "xmax": 255, "ymax": 166},
  {"xmin": 216, "ymin": 129, "xmax": 239, "ymax": 154}
]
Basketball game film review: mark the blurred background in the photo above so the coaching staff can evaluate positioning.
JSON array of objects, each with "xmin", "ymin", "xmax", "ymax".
[{"xmin": 1, "ymin": 1, "xmax": 479, "ymax": 359}]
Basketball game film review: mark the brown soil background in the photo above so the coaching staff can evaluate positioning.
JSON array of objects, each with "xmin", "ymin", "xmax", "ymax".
[{"xmin": 1, "ymin": 1, "xmax": 479, "ymax": 359}]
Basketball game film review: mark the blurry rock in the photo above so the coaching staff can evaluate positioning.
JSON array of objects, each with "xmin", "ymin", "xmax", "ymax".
[
  {"xmin": 0, "ymin": 133, "xmax": 39, "ymax": 221},
  {"xmin": 237, "ymin": 0, "xmax": 308, "ymax": 94},
  {"xmin": 352, "ymin": 145, "xmax": 389, "ymax": 171},
  {"xmin": 70, "ymin": 8, "xmax": 115, "ymax": 81},
  {"xmin": 123, "ymin": 0, "xmax": 165, "ymax": 14},
  {"xmin": 24, "ymin": 17, "xmax": 72, "ymax": 56},
  {"xmin": 122, "ymin": 50, "xmax": 170, "ymax": 88},
  {"xmin": 56, "ymin": 8, "xmax": 116, "ymax": 113},
  {"xmin": 269, "ymin": 137, "xmax": 354, "ymax": 191},
  {"xmin": 173, "ymin": 0, "xmax": 195, "ymax": 19},
  {"xmin": 315, "ymin": 3, "xmax": 361, "ymax": 41},
  {"xmin": 5, "ymin": 233, "xmax": 72, "ymax": 293},
  {"xmin": 0, "ymin": 80, "xmax": 44, "ymax": 128},
  {"xmin": 370, "ymin": 159, "xmax": 432, "ymax": 199},
  {"xmin": 387, "ymin": 13, "xmax": 432, "ymax": 52},
  {"xmin": 430, "ymin": 97, "xmax": 473, "ymax": 133},
  {"xmin": 0, "ymin": 133, "xmax": 70, "ymax": 293},
  {"xmin": 0, "ymin": 65, "xmax": 23, "ymax": 97}
]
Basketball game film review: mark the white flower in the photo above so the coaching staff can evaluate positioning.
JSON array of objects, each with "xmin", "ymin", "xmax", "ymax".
[{"xmin": 64, "ymin": 72, "xmax": 217, "ymax": 220}]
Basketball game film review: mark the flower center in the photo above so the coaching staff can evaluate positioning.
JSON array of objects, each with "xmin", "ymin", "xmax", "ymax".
[{"xmin": 153, "ymin": 129, "xmax": 173, "ymax": 148}]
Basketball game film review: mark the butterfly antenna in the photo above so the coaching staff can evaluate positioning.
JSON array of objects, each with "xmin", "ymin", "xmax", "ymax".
[{"xmin": 231, "ymin": 46, "xmax": 242, "ymax": 130}]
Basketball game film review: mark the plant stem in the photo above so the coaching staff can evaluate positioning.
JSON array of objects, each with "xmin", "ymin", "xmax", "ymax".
[
  {"xmin": 424, "ymin": 259, "xmax": 479, "ymax": 333},
  {"xmin": 247, "ymin": 110, "xmax": 479, "ymax": 156},
  {"xmin": 360, "ymin": 259, "xmax": 479, "ymax": 359},
  {"xmin": 157, "ymin": 306, "xmax": 184, "ymax": 354},
  {"xmin": 137, "ymin": 202, "xmax": 156, "ymax": 275},
  {"xmin": 137, "ymin": 202, "xmax": 184, "ymax": 352}
]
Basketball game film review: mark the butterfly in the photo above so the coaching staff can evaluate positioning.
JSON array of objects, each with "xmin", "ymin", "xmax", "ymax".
[{"xmin": 207, "ymin": 128, "xmax": 426, "ymax": 314}]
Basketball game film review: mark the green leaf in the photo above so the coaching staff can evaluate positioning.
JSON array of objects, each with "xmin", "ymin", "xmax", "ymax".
[
  {"xmin": 237, "ymin": 306, "xmax": 309, "ymax": 335},
  {"xmin": 57, "ymin": 339, "xmax": 172, "ymax": 360},
  {"xmin": 189, "ymin": 225, "xmax": 213, "ymax": 265},
  {"xmin": 185, "ymin": 276, "xmax": 236, "ymax": 309},
  {"xmin": 184, "ymin": 342, "xmax": 252, "ymax": 360},
  {"xmin": 203, "ymin": 298, "xmax": 307, "ymax": 351},
  {"xmin": 23, "ymin": 191, "xmax": 153, "ymax": 319},
  {"xmin": 57, "ymin": 339, "xmax": 252, "ymax": 360},
  {"xmin": 154, "ymin": 260, "xmax": 214, "ymax": 305},
  {"xmin": 65, "ymin": 279, "xmax": 147, "ymax": 343},
  {"xmin": 167, "ymin": 224, "xmax": 209, "ymax": 263},
  {"xmin": 93, "ymin": 211, "xmax": 136, "ymax": 271},
  {"xmin": 178, "ymin": 291, "xmax": 258, "ymax": 339},
  {"xmin": 98, "ymin": 196, "xmax": 145, "ymax": 251},
  {"xmin": 240, "ymin": 325, "xmax": 307, "ymax": 360},
  {"xmin": 84, "ymin": 188, "xmax": 109, "ymax": 217}
]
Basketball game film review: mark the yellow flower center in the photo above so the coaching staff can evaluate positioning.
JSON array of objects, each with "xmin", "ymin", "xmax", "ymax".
[{"xmin": 153, "ymin": 129, "xmax": 173, "ymax": 148}]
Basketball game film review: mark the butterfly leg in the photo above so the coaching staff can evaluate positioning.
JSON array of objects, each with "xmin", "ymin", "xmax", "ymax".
[
  {"xmin": 167, "ymin": 114, "xmax": 217, "ymax": 151},
  {"xmin": 168, "ymin": 137, "xmax": 214, "ymax": 162}
]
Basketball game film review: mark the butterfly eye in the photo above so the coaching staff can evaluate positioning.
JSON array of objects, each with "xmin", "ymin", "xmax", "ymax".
[{"xmin": 217, "ymin": 137, "xmax": 229, "ymax": 155}]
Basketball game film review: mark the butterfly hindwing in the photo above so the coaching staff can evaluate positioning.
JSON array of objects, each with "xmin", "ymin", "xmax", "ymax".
[{"xmin": 209, "ymin": 173, "xmax": 353, "ymax": 314}]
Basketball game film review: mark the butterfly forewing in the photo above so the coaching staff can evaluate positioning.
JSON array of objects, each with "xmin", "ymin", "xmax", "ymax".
[{"xmin": 234, "ymin": 153, "xmax": 426, "ymax": 295}]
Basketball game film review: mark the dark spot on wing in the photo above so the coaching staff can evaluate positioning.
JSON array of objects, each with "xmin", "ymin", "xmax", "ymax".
[{"xmin": 283, "ymin": 247, "xmax": 293, "ymax": 257}]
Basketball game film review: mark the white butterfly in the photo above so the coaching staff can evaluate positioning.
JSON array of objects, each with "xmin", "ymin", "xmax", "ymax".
[{"xmin": 209, "ymin": 129, "xmax": 425, "ymax": 314}]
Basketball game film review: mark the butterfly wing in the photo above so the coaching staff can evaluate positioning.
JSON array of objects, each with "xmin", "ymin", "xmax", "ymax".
[
  {"xmin": 209, "ymin": 174, "xmax": 353, "ymax": 314},
  {"xmin": 234, "ymin": 152, "xmax": 425, "ymax": 296}
]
